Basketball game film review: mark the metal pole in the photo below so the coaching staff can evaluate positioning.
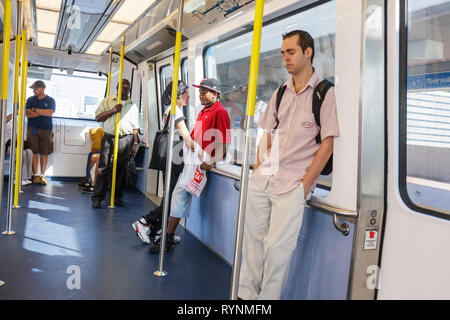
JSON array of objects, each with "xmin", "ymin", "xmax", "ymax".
[
  {"xmin": 14, "ymin": 16, "xmax": 26, "ymax": 208},
  {"xmin": 109, "ymin": 35, "xmax": 125, "ymax": 208},
  {"xmin": 229, "ymin": 0, "xmax": 264, "ymax": 300},
  {"xmin": 107, "ymin": 47, "xmax": 112, "ymax": 97},
  {"xmin": 0, "ymin": 0, "xmax": 13, "ymax": 235},
  {"xmin": 0, "ymin": 0, "xmax": 12, "ymax": 287},
  {"xmin": 154, "ymin": 0, "xmax": 184, "ymax": 277},
  {"xmin": 4, "ymin": 3, "xmax": 23, "ymax": 236},
  {"xmin": 18, "ymin": 43, "xmax": 28, "ymax": 194}
]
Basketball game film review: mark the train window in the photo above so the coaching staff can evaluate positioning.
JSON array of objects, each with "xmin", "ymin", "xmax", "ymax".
[
  {"xmin": 159, "ymin": 64, "xmax": 172, "ymax": 118},
  {"xmin": 204, "ymin": 0, "xmax": 336, "ymax": 188},
  {"xmin": 400, "ymin": 0, "xmax": 450, "ymax": 217},
  {"xmin": 26, "ymin": 67, "xmax": 107, "ymax": 120}
]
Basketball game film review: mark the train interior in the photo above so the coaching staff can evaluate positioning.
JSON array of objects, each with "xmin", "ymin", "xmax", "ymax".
[{"xmin": 0, "ymin": 0, "xmax": 450, "ymax": 300}]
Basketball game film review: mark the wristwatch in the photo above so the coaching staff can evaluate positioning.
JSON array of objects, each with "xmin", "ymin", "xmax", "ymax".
[{"xmin": 32, "ymin": 107, "xmax": 36, "ymax": 112}]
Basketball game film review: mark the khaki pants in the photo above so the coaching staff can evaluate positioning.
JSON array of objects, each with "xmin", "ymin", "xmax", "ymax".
[{"xmin": 238, "ymin": 176, "xmax": 311, "ymax": 300}]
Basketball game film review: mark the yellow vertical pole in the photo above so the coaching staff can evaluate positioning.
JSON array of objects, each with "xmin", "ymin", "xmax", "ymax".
[
  {"xmin": 0, "ymin": 0, "xmax": 13, "ymax": 240},
  {"xmin": 14, "ymin": 27, "xmax": 27, "ymax": 207},
  {"xmin": 230, "ymin": 0, "xmax": 264, "ymax": 300},
  {"xmin": 107, "ymin": 47, "xmax": 112, "ymax": 97},
  {"xmin": 109, "ymin": 35, "xmax": 125, "ymax": 208}
]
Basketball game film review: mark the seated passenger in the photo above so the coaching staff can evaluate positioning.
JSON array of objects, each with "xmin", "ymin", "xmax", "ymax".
[
  {"xmin": 79, "ymin": 127, "xmax": 104, "ymax": 194},
  {"xmin": 238, "ymin": 30, "xmax": 339, "ymax": 300},
  {"xmin": 5, "ymin": 113, "xmax": 33, "ymax": 186},
  {"xmin": 132, "ymin": 80, "xmax": 193, "ymax": 244},
  {"xmin": 148, "ymin": 78, "xmax": 230, "ymax": 253}
]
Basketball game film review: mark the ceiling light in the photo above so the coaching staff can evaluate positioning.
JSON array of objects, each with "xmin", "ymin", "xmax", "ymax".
[
  {"xmin": 36, "ymin": 9, "xmax": 59, "ymax": 34},
  {"xmin": 36, "ymin": 0, "xmax": 62, "ymax": 11},
  {"xmin": 86, "ymin": 41, "xmax": 110, "ymax": 55},
  {"xmin": 112, "ymin": 0, "xmax": 158, "ymax": 24},
  {"xmin": 96, "ymin": 21, "xmax": 128, "ymax": 43},
  {"xmin": 37, "ymin": 32, "xmax": 55, "ymax": 48}
]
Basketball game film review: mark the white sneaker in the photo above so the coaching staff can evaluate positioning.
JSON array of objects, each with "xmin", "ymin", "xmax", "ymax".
[
  {"xmin": 154, "ymin": 233, "xmax": 181, "ymax": 244},
  {"xmin": 132, "ymin": 220, "xmax": 150, "ymax": 244},
  {"xmin": 22, "ymin": 179, "xmax": 32, "ymax": 186}
]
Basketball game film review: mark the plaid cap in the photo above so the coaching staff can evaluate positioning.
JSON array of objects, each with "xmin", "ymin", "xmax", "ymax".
[
  {"xmin": 30, "ymin": 80, "xmax": 46, "ymax": 89},
  {"xmin": 192, "ymin": 78, "xmax": 221, "ymax": 94}
]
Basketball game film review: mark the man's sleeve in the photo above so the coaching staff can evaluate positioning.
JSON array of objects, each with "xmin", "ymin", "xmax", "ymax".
[
  {"xmin": 95, "ymin": 98, "xmax": 108, "ymax": 117},
  {"xmin": 257, "ymin": 90, "xmax": 278, "ymax": 131},
  {"xmin": 50, "ymin": 97, "xmax": 56, "ymax": 111},
  {"xmin": 319, "ymin": 87, "xmax": 340, "ymax": 141},
  {"xmin": 215, "ymin": 108, "xmax": 231, "ymax": 144},
  {"xmin": 25, "ymin": 97, "xmax": 32, "ymax": 109}
]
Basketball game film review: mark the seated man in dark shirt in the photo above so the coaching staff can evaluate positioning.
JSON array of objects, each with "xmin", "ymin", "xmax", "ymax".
[{"xmin": 25, "ymin": 80, "xmax": 56, "ymax": 185}]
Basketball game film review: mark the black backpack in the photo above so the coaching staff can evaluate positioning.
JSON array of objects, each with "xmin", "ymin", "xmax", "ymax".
[{"xmin": 275, "ymin": 79, "xmax": 334, "ymax": 175}]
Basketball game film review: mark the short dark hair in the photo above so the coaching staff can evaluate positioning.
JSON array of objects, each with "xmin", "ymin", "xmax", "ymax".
[{"xmin": 282, "ymin": 30, "xmax": 315, "ymax": 64}]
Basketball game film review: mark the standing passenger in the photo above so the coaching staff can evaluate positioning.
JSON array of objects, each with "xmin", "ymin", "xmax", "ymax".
[
  {"xmin": 91, "ymin": 79, "xmax": 141, "ymax": 208},
  {"xmin": 133, "ymin": 80, "xmax": 194, "ymax": 244},
  {"xmin": 238, "ymin": 30, "xmax": 340, "ymax": 300},
  {"xmin": 148, "ymin": 78, "xmax": 231, "ymax": 253},
  {"xmin": 25, "ymin": 80, "xmax": 56, "ymax": 185}
]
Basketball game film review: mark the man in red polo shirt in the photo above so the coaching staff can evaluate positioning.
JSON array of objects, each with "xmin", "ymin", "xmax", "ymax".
[{"xmin": 149, "ymin": 78, "xmax": 230, "ymax": 253}]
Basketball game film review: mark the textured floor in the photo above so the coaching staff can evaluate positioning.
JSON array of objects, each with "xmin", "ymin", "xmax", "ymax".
[{"xmin": 0, "ymin": 180, "xmax": 231, "ymax": 300}]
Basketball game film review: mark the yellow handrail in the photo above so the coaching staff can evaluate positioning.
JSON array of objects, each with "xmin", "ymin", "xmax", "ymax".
[
  {"xmin": 109, "ymin": 35, "xmax": 125, "ymax": 208},
  {"xmin": 107, "ymin": 47, "xmax": 112, "ymax": 97},
  {"xmin": 170, "ymin": 32, "xmax": 182, "ymax": 116},
  {"xmin": 1, "ymin": 0, "xmax": 12, "ymax": 100},
  {"xmin": 14, "ymin": 28, "xmax": 26, "ymax": 207}
]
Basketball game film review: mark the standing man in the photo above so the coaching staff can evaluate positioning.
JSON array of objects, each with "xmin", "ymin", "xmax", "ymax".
[
  {"xmin": 238, "ymin": 30, "xmax": 340, "ymax": 300},
  {"xmin": 25, "ymin": 80, "xmax": 56, "ymax": 185},
  {"xmin": 91, "ymin": 79, "xmax": 141, "ymax": 208},
  {"xmin": 149, "ymin": 78, "xmax": 231, "ymax": 253}
]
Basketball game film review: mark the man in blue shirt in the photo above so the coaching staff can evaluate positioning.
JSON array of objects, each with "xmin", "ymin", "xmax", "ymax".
[{"xmin": 25, "ymin": 80, "xmax": 56, "ymax": 185}]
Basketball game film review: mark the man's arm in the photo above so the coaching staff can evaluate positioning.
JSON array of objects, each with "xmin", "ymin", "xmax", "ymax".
[
  {"xmin": 34, "ymin": 108, "xmax": 55, "ymax": 117},
  {"xmin": 95, "ymin": 104, "xmax": 122, "ymax": 122},
  {"xmin": 200, "ymin": 142, "xmax": 229, "ymax": 171},
  {"xmin": 253, "ymin": 131, "xmax": 272, "ymax": 171},
  {"xmin": 301, "ymin": 136, "xmax": 334, "ymax": 198},
  {"xmin": 130, "ymin": 129, "xmax": 139, "ymax": 155}
]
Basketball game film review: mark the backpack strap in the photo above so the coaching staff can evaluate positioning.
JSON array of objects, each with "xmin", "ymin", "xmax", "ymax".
[
  {"xmin": 312, "ymin": 79, "xmax": 334, "ymax": 144},
  {"xmin": 274, "ymin": 84, "xmax": 287, "ymax": 130}
]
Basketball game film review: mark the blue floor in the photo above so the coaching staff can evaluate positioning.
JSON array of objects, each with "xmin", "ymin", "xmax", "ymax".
[{"xmin": 0, "ymin": 180, "xmax": 231, "ymax": 299}]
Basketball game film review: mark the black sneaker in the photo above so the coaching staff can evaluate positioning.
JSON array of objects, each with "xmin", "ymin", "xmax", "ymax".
[
  {"xmin": 148, "ymin": 234, "xmax": 174, "ymax": 254},
  {"xmin": 114, "ymin": 199, "xmax": 124, "ymax": 207},
  {"xmin": 81, "ymin": 185, "xmax": 95, "ymax": 194},
  {"xmin": 78, "ymin": 178, "xmax": 88, "ymax": 189},
  {"xmin": 92, "ymin": 199, "xmax": 102, "ymax": 208}
]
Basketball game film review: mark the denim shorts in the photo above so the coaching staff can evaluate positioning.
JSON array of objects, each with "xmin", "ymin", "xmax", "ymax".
[{"xmin": 170, "ymin": 176, "xmax": 193, "ymax": 219}]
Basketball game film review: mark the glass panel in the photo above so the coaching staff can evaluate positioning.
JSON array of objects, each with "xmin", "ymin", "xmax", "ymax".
[
  {"xmin": 159, "ymin": 64, "xmax": 173, "ymax": 118},
  {"xmin": 405, "ymin": 0, "xmax": 450, "ymax": 214},
  {"xmin": 26, "ymin": 67, "xmax": 107, "ymax": 120},
  {"xmin": 204, "ymin": 0, "xmax": 336, "ymax": 187}
]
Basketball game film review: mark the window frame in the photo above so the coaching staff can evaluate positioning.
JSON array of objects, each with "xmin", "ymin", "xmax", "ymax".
[
  {"xmin": 201, "ymin": 0, "xmax": 337, "ymax": 189},
  {"xmin": 398, "ymin": 0, "xmax": 450, "ymax": 221},
  {"xmin": 27, "ymin": 63, "xmax": 108, "ymax": 122}
]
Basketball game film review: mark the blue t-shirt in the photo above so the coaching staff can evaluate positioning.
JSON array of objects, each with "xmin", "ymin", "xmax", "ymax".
[{"xmin": 26, "ymin": 95, "xmax": 56, "ymax": 130}]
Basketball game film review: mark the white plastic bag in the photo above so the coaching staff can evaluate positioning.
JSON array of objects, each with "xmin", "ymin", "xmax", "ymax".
[{"xmin": 178, "ymin": 144, "xmax": 208, "ymax": 197}]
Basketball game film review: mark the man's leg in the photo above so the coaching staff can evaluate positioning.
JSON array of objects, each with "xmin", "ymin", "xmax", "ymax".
[
  {"xmin": 114, "ymin": 135, "xmax": 133, "ymax": 203},
  {"xmin": 86, "ymin": 152, "xmax": 93, "ymax": 180},
  {"xmin": 32, "ymin": 154, "xmax": 39, "ymax": 176},
  {"xmin": 258, "ymin": 183, "xmax": 308, "ymax": 300},
  {"xmin": 92, "ymin": 136, "xmax": 112, "ymax": 204},
  {"xmin": 40, "ymin": 154, "xmax": 47, "ymax": 176},
  {"xmin": 91, "ymin": 153, "xmax": 100, "ymax": 185},
  {"xmin": 238, "ymin": 177, "xmax": 272, "ymax": 300}
]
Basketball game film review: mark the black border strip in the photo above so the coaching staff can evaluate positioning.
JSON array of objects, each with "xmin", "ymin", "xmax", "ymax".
[{"xmin": 398, "ymin": 0, "xmax": 450, "ymax": 221}]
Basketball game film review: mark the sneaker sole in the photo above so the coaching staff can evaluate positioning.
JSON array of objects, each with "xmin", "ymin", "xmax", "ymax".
[
  {"xmin": 154, "ymin": 235, "xmax": 181, "ymax": 244},
  {"xmin": 132, "ymin": 223, "xmax": 150, "ymax": 244}
]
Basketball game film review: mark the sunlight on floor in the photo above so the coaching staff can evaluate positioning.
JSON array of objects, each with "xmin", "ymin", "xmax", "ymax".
[{"xmin": 23, "ymin": 213, "xmax": 82, "ymax": 257}]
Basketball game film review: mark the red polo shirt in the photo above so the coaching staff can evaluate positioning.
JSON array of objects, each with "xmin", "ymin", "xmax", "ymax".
[{"xmin": 190, "ymin": 101, "xmax": 231, "ymax": 157}]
